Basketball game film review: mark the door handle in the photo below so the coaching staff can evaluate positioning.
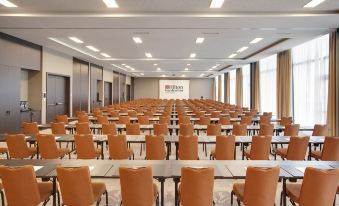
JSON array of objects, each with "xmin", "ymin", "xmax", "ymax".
[
  {"xmin": 5, "ymin": 110, "xmax": 10, "ymax": 116},
  {"xmin": 55, "ymin": 103, "xmax": 64, "ymax": 105}
]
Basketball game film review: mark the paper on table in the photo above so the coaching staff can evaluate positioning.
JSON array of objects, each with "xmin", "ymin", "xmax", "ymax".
[
  {"xmin": 89, "ymin": 166, "xmax": 94, "ymax": 171},
  {"xmin": 296, "ymin": 167, "xmax": 306, "ymax": 173},
  {"xmin": 34, "ymin": 166, "xmax": 43, "ymax": 171},
  {"xmin": 55, "ymin": 136, "xmax": 61, "ymax": 140},
  {"xmin": 25, "ymin": 136, "xmax": 30, "ymax": 139}
]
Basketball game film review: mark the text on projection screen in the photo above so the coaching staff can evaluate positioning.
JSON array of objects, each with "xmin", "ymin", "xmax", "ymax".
[{"xmin": 159, "ymin": 80, "xmax": 190, "ymax": 99}]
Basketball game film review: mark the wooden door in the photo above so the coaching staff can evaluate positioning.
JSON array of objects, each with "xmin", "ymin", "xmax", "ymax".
[
  {"xmin": 113, "ymin": 72, "xmax": 119, "ymax": 103},
  {"xmin": 126, "ymin": 85, "xmax": 131, "ymax": 102},
  {"xmin": 72, "ymin": 59, "xmax": 89, "ymax": 113},
  {"xmin": 104, "ymin": 82, "xmax": 112, "ymax": 105}
]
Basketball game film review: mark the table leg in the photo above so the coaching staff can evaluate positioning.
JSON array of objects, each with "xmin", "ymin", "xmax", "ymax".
[
  {"xmin": 166, "ymin": 143, "xmax": 170, "ymax": 160},
  {"xmin": 174, "ymin": 178, "xmax": 180, "ymax": 206},
  {"xmin": 175, "ymin": 142, "xmax": 179, "ymax": 160},
  {"xmin": 160, "ymin": 178, "xmax": 165, "ymax": 206},
  {"xmin": 283, "ymin": 178, "xmax": 287, "ymax": 206},
  {"xmin": 101, "ymin": 142, "xmax": 104, "ymax": 160},
  {"xmin": 308, "ymin": 144, "xmax": 312, "ymax": 160},
  {"xmin": 52, "ymin": 177, "xmax": 56, "ymax": 206},
  {"xmin": 242, "ymin": 143, "xmax": 245, "ymax": 160}
]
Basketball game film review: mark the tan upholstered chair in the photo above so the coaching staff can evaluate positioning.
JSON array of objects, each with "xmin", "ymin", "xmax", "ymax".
[
  {"xmin": 276, "ymin": 136, "xmax": 309, "ymax": 160},
  {"xmin": 118, "ymin": 116, "xmax": 130, "ymax": 124},
  {"xmin": 179, "ymin": 124, "xmax": 194, "ymax": 136},
  {"xmin": 233, "ymin": 124, "xmax": 247, "ymax": 136},
  {"xmin": 74, "ymin": 134, "xmax": 101, "ymax": 159},
  {"xmin": 75, "ymin": 122, "xmax": 91, "ymax": 134},
  {"xmin": 138, "ymin": 116, "xmax": 150, "ymax": 125},
  {"xmin": 128, "ymin": 111, "xmax": 138, "ymax": 117},
  {"xmin": 77, "ymin": 115, "xmax": 90, "ymax": 123},
  {"xmin": 56, "ymin": 166, "xmax": 108, "ymax": 206},
  {"xmin": 240, "ymin": 116, "xmax": 252, "ymax": 125},
  {"xmin": 5, "ymin": 134, "xmax": 37, "ymax": 159},
  {"xmin": 280, "ymin": 117, "xmax": 292, "ymax": 126},
  {"xmin": 37, "ymin": 134, "xmax": 70, "ymax": 159},
  {"xmin": 178, "ymin": 135, "xmax": 198, "ymax": 160},
  {"xmin": 210, "ymin": 135, "xmax": 235, "ymax": 160},
  {"xmin": 244, "ymin": 136, "xmax": 272, "ymax": 160},
  {"xmin": 56, "ymin": 114, "xmax": 69, "ymax": 124},
  {"xmin": 102, "ymin": 123, "xmax": 117, "ymax": 135},
  {"xmin": 284, "ymin": 124, "xmax": 300, "ymax": 136},
  {"xmin": 145, "ymin": 135, "xmax": 166, "ymax": 160},
  {"xmin": 119, "ymin": 167, "xmax": 159, "ymax": 206},
  {"xmin": 312, "ymin": 124, "xmax": 328, "ymax": 136},
  {"xmin": 219, "ymin": 116, "xmax": 231, "ymax": 125},
  {"xmin": 22, "ymin": 122, "xmax": 39, "ymax": 135},
  {"xmin": 159, "ymin": 116, "xmax": 170, "ymax": 124},
  {"xmin": 232, "ymin": 166, "xmax": 279, "ymax": 206},
  {"xmin": 179, "ymin": 167, "xmax": 214, "ymax": 206},
  {"xmin": 153, "ymin": 124, "xmax": 168, "ymax": 136},
  {"xmin": 96, "ymin": 115, "xmax": 109, "ymax": 124},
  {"xmin": 75, "ymin": 111, "xmax": 86, "ymax": 117},
  {"xmin": 285, "ymin": 167, "xmax": 339, "ymax": 206},
  {"xmin": 107, "ymin": 135, "xmax": 134, "ymax": 160},
  {"xmin": 51, "ymin": 122, "xmax": 67, "ymax": 135},
  {"xmin": 211, "ymin": 111, "xmax": 221, "ymax": 118},
  {"xmin": 259, "ymin": 116, "xmax": 271, "ymax": 125},
  {"xmin": 199, "ymin": 116, "xmax": 211, "ymax": 125},
  {"xmin": 206, "ymin": 124, "xmax": 222, "ymax": 136},
  {"xmin": 179, "ymin": 116, "xmax": 190, "ymax": 125},
  {"xmin": 311, "ymin": 136, "xmax": 339, "ymax": 160},
  {"xmin": 126, "ymin": 123, "xmax": 141, "ymax": 135}
]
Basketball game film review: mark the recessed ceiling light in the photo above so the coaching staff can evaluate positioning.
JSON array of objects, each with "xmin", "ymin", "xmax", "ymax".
[
  {"xmin": 185, "ymin": 68, "xmax": 189, "ymax": 71},
  {"xmin": 0, "ymin": 0, "xmax": 17, "ymax": 7},
  {"xmin": 162, "ymin": 74, "xmax": 166, "ymax": 77},
  {"xmin": 237, "ymin": 46, "xmax": 249, "ymax": 53},
  {"xmin": 228, "ymin": 53, "xmax": 237, "ymax": 58},
  {"xmin": 187, "ymin": 64, "xmax": 191, "ymax": 66},
  {"xmin": 182, "ymin": 74, "xmax": 186, "ymax": 77},
  {"xmin": 125, "ymin": 65, "xmax": 131, "ymax": 68},
  {"xmin": 140, "ymin": 73, "xmax": 144, "ymax": 76},
  {"xmin": 304, "ymin": 0, "xmax": 326, "ymax": 8},
  {"xmin": 100, "ymin": 53, "xmax": 111, "ymax": 58},
  {"xmin": 190, "ymin": 53, "xmax": 196, "ymax": 58},
  {"xmin": 210, "ymin": 0, "xmax": 224, "ymax": 8},
  {"xmin": 121, "ymin": 63, "xmax": 126, "ymax": 66},
  {"xmin": 130, "ymin": 68, "xmax": 135, "ymax": 71},
  {"xmin": 250, "ymin": 38, "xmax": 263, "ymax": 44},
  {"xmin": 68, "ymin": 37, "xmax": 83, "ymax": 44},
  {"xmin": 196, "ymin": 37, "xmax": 205, "ymax": 44},
  {"xmin": 145, "ymin": 53, "xmax": 152, "ymax": 58},
  {"xmin": 86, "ymin": 46, "xmax": 99, "ymax": 52},
  {"xmin": 157, "ymin": 68, "xmax": 161, "ymax": 71},
  {"xmin": 209, "ymin": 68, "xmax": 213, "ymax": 71},
  {"xmin": 212, "ymin": 66, "xmax": 218, "ymax": 69},
  {"xmin": 153, "ymin": 63, "xmax": 158, "ymax": 66},
  {"xmin": 102, "ymin": 0, "xmax": 119, "ymax": 8},
  {"xmin": 132, "ymin": 37, "xmax": 143, "ymax": 44}
]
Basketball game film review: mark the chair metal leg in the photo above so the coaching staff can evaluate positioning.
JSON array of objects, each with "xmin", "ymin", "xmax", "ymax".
[
  {"xmin": 105, "ymin": 190, "xmax": 109, "ymax": 206},
  {"xmin": 231, "ymin": 191, "xmax": 234, "ymax": 206},
  {"xmin": 0, "ymin": 190, "xmax": 4, "ymax": 206},
  {"xmin": 57, "ymin": 190, "xmax": 61, "ymax": 206}
]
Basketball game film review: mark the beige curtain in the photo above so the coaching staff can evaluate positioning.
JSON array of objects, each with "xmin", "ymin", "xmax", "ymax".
[
  {"xmin": 218, "ymin": 75, "xmax": 222, "ymax": 102},
  {"xmin": 236, "ymin": 68, "xmax": 243, "ymax": 106},
  {"xmin": 212, "ymin": 78, "xmax": 216, "ymax": 100},
  {"xmin": 276, "ymin": 50, "xmax": 292, "ymax": 119},
  {"xmin": 327, "ymin": 31, "xmax": 337, "ymax": 135},
  {"xmin": 225, "ymin": 73, "xmax": 230, "ymax": 103},
  {"xmin": 252, "ymin": 62, "xmax": 260, "ymax": 111}
]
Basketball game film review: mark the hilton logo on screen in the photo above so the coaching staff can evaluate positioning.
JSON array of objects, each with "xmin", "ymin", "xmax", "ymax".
[{"xmin": 165, "ymin": 85, "xmax": 184, "ymax": 93}]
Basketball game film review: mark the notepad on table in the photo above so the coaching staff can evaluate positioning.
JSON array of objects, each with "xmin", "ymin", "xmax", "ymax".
[
  {"xmin": 296, "ymin": 167, "xmax": 306, "ymax": 173},
  {"xmin": 55, "ymin": 136, "xmax": 61, "ymax": 140},
  {"xmin": 34, "ymin": 166, "xmax": 43, "ymax": 171}
]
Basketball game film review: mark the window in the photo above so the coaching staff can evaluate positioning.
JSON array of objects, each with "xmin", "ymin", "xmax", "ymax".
[
  {"xmin": 292, "ymin": 34, "xmax": 329, "ymax": 126},
  {"xmin": 260, "ymin": 54, "xmax": 277, "ymax": 115},
  {"xmin": 220, "ymin": 74, "xmax": 225, "ymax": 103},
  {"xmin": 229, "ymin": 70, "xmax": 236, "ymax": 104},
  {"xmin": 215, "ymin": 76, "xmax": 219, "ymax": 101},
  {"xmin": 242, "ymin": 64, "xmax": 251, "ymax": 108}
]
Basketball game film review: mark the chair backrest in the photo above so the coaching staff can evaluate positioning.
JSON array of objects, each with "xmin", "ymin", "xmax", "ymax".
[
  {"xmin": 102, "ymin": 123, "xmax": 117, "ymax": 135},
  {"xmin": 207, "ymin": 124, "xmax": 221, "ymax": 136},
  {"xmin": 56, "ymin": 166, "xmax": 95, "ymax": 206},
  {"xmin": 229, "ymin": 112, "xmax": 238, "ymax": 118},
  {"xmin": 249, "ymin": 136, "xmax": 272, "ymax": 160},
  {"xmin": 0, "ymin": 165, "xmax": 41, "ymax": 206},
  {"xmin": 76, "ymin": 122, "xmax": 91, "ymax": 134},
  {"xmin": 144, "ymin": 111, "xmax": 154, "ymax": 117},
  {"xmin": 119, "ymin": 167, "xmax": 155, "ymax": 206},
  {"xmin": 107, "ymin": 135, "xmax": 130, "ymax": 159},
  {"xmin": 179, "ymin": 135, "xmax": 198, "ymax": 160},
  {"xmin": 153, "ymin": 124, "xmax": 168, "ymax": 135},
  {"xmin": 263, "ymin": 112, "xmax": 272, "ymax": 117},
  {"xmin": 22, "ymin": 122, "xmax": 39, "ymax": 135},
  {"xmin": 240, "ymin": 116, "xmax": 252, "ymax": 125},
  {"xmin": 180, "ymin": 167, "xmax": 214, "ymax": 206},
  {"xmin": 232, "ymin": 124, "xmax": 247, "ymax": 136},
  {"xmin": 299, "ymin": 167, "xmax": 339, "ymax": 206},
  {"xmin": 51, "ymin": 122, "xmax": 66, "ymax": 134},
  {"xmin": 126, "ymin": 123, "xmax": 141, "ymax": 135},
  {"xmin": 286, "ymin": 136, "xmax": 310, "ymax": 160},
  {"xmin": 211, "ymin": 111, "xmax": 221, "ymax": 118},
  {"xmin": 37, "ymin": 134, "xmax": 60, "ymax": 159},
  {"xmin": 159, "ymin": 116, "xmax": 170, "ymax": 124},
  {"xmin": 280, "ymin": 116, "xmax": 292, "ymax": 126},
  {"xmin": 78, "ymin": 115, "xmax": 90, "ymax": 123},
  {"xmin": 219, "ymin": 116, "xmax": 231, "ymax": 125},
  {"xmin": 199, "ymin": 116, "xmax": 211, "ymax": 125},
  {"xmin": 321, "ymin": 136, "xmax": 339, "ymax": 160},
  {"xmin": 120, "ymin": 108, "xmax": 128, "ymax": 113},
  {"xmin": 110, "ymin": 111, "xmax": 120, "ymax": 117},
  {"xmin": 74, "ymin": 134, "xmax": 97, "ymax": 159},
  {"xmin": 284, "ymin": 124, "xmax": 300, "ymax": 136},
  {"xmin": 179, "ymin": 116, "xmax": 190, "ymax": 124},
  {"xmin": 5, "ymin": 134, "xmax": 31, "ymax": 158},
  {"xmin": 75, "ymin": 111, "xmax": 86, "ymax": 117},
  {"xmin": 259, "ymin": 124, "xmax": 274, "ymax": 136},
  {"xmin": 128, "ymin": 111, "xmax": 137, "ymax": 117},
  {"xmin": 259, "ymin": 116, "xmax": 271, "ymax": 125},
  {"xmin": 179, "ymin": 124, "xmax": 194, "ymax": 136},
  {"xmin": 145, "ymin": 135, "xmax": 166, "ymax": 160},
  {"xmin": 243, "ymin": 166, "xmax": 280, "ymax": 206},
  {"xmin": 118, "ymin": 116, "xmax": 130, "ymax": 124},
  {"xmin": 56, "ymin": 114, "xmax": 69, "ymax": 124},
  {"xmin": 138, "ymin": 116, "xmax": 150, "ymax": 125},
  {"xmin": 215, "ymin": 135, "xmax": 235, "ymax": 160},
  {"xmin": 96, "ymin": 115, "xmax": 109, "ymax": 124},
  {"xmin": 312, "ymin": 124, "xmax": 328, "ymax": 136}
]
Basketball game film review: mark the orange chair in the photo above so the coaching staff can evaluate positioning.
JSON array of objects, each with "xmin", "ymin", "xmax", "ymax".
[
  {"xmin": 179, "ymin": 167, "xmax": 214, "ymax": 206},
  {"xmin": 285, "ymin": 167, "xmax": 339, "ymax": 206},
  {"xmin": 56, "ymin": 166, "xmax": 108, "ymax": 206},
  {"xmin": 210, "ymin": 135, "xmax": 235, "ymax": 160},
  {"xmin": 56, "ymin": 114, "xmax": 69, "ymax": 124},
  {"xmin": 259, "ymin": 116, "xmax": 271, "ymax": 125},
  {"xmin": 263, "ymin": 112, "xmax": 272, "ymax": 117},
  {"xmin": 258, "ymin": 124, "xmax": 274, "ymax": 136},
  {"xmin": 75, "ymin": 122, "xmax": 91, "ymax": 134},
  {"xmin": 0, "ymin": 165, "xmax": 57, "ymax": 206},
  {"xmin": 22, "ymin": 122, "xmax": 39, "ymax": 135},
  {"xmin": 207, "ymin": 124, "xmax": 222, "ymax": 136},
  {"xmin": 128, "ymin": 111, "xmax": 138, "ymax": 117},
  {"xmin": 199, "ymin": 116, "xmax": 211, "ymax": 125},
  {"xmin": 110, "ymin": 111, "xmax": 120, "ymax": 118},
  {"xmin": 96, "ymin": 115, "xmax": 109, "ymax": 124},
  {"xmin": 37, "ymin": 134, "xmax": 70, "ymax": 159},
  {"xmin": 240, "ymin": 116, "xmax": 252, "ymax": 125},
  {"xmin": 118, "ymin": 116, "xmax": 130, "ymax": 124},
  {"xmin": 5, "ymin": 134, "xmax": 37, "ymax": 159},
  {"xmin": 138, "ymin": 116, "xmax": 150, "ymax": 125},
  {"xmin": 244, "ymin": 136, "xmax": 272, "ymax": 160},
  {"xmin": 230, "ymin": 112, "xmax": 239, "ymax": 118},
  {"xmin": 126, "ymin": 123, "xmax": 141, "ymax": 135},
  {"xmin": 145, "ymin": 135, "xmax": 166, "ymax": 160},
  {"xmin": 312, "ymin": 124, "xmax": 328, "ymax": 136},
  {"xmin": 178, "ymin": 135, "xmax": 198, "ymax": 160},
  {"xmin": 159, "ymin": 116, "xmax": 170, "ymax": 124},
  {"xmin": 231, "ymin": 166, "xmax": 279, "ymax": 206},
  {"xmin": 219, "ymin": 116, "xmax": 231, "ymax": 125},
  {"xmin": 276, "ymin": 136, "xmax": 309, "ymax": 160},
  {"xmin": 154, "ymin": 124, "xmax": 169, "ymax": 136},
  {"xmin": 119, "ymin": 166, "xmax": 159, "ymax": 206},
  {"xmin": 211, "ymin": 111, "xmax": 221, "ymax": 118},
  {"xmin": 311, "ymin": 136, "xmax": 339, "ymax": 160},
  {"xmin": 102, "ymin": 123, "xmax": 117, "ymax": 135},
  {"xmin": 284, "ymin": 124, "xmax": 300, "ymax": 136},
  {"xmin": 51, "ymin": 122, "xmax": 66, "ymax": 134},
  {"xmin": 280, "ymin": 116, "xmax": 292, "ymax": 126},
  {"xmin": 144, "ymin": 111, "xmax": 154, "ymax": 117},
  {"xmin": 75, "ymin": 111, "xmax": 86, "ymax": 117},
  {"xmin": 179, "ymin": 116, "xmax": 191, "ymax": 125},
  {"xmin": 78, "ymin": 115, "xmax": 90, "ymax": 123},
  {"xmin": 179, "ymin": 124, "xmax": 194, "ymax": 136},
  {"xmin": 232, "ymin": 124, "xmax": 247, "ymax": 136},
  {"xmin": 74, "ymin": 134, "xmax": 101, "ymax": 159},
  {"xmin": 107, "ymin": 135, "xmax": 134, "ymax": 160}
]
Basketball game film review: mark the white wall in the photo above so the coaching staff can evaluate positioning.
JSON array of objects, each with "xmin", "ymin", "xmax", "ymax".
[
  {"xmin": 133, "ymin": 78, "xmax": 213, "ymax": 99},
  {"xmin": 20, "ymin": 69, "xmax": 28, "ymax": 101}
]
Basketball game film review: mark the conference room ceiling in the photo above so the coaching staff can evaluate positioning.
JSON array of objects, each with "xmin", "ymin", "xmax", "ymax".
[{"xmin": 0, "ymin": 0, "xmax": 338, "ymax": 78}]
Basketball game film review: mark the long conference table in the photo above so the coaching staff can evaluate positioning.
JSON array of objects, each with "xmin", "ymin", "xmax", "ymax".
[{"xmin": 0, "ymin": 159, "xmax": 336, "ymax": 206}]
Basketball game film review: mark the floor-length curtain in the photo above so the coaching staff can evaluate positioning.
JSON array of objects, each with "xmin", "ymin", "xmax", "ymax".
[
  {"xmin": 277, "ymin": 50, "xmax": 292, "ymax": 118},
  {"xmin": 212, "ymin": 78, "xmax": 216, "ymax": 100},
  {"xmin": 218, "ymin": 75, "xmax": 222, "ymax": 102},
  {"xmin": 327, "ymin": 31, "xmax": 337, "ymax": 135},
  {"xmin": 225, "ymin": 73, "xmax": 230, "ymax": 103},
  {"xmin": 236, "ymin": 68, "xmax": 243, "ymax": 106},
  {"xmin": 250, "ymin": 62, "xmax": 260, "ymax": 111}
]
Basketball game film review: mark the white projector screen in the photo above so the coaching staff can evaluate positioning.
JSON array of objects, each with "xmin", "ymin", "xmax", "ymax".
[{"xmin": 159, "ymin": 80, "xmax": 190, "ymax": 99}]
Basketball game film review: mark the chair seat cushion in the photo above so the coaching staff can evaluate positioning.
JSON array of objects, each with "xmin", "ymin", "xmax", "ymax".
[{"xmin": 286, "ymin": 183, "xmax": 302, "ymax": 203}]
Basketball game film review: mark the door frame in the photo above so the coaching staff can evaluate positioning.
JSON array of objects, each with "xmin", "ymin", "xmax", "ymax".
[{"xmin": 104, "ymin": 81, "xmax": 113, "ymax": 106}]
